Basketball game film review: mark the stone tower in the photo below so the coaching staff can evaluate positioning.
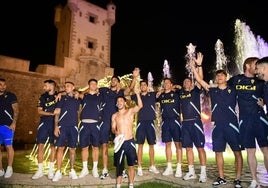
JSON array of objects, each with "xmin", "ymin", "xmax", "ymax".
[
  {"xmin": 36, "ymin": 0, "xmax": 116, "ymax": 88},
  {"xmin": 0, "ymin": 0, "xmax": 117, "ymax": 143}
]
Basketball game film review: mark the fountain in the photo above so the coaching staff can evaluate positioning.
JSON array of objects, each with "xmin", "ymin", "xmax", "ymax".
[
  {"xmin": 214, "ymin": 39, "xmax": 230, "ymax": 77},
  {"xmin": 215, "ymin": 39, "xmax": 228, "ymax": 71},
  {"xmin": 185, "ymin": 43, "xmax": 197, "ymax": 83},
  {"xmin": 234, "ymin": 19, "xmax": 268, "ymax": 74},
  {"xmin": 147, "ymin": 72, "xmax": 154, "ymax": 92},
  {"xmin": 158, "ymin": 59, "xmax": 172, "ymax": 90},
  {"xmin": 162, "ymin": 59, "xmax": 171, "ymax": 78}
]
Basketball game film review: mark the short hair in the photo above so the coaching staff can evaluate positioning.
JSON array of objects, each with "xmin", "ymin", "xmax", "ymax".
[
  {"xmin": 88, "ymin": 78, "xmax": 98, "ymax": 84},
  {"xmin": 243, "ymin": 57, "xmax": 259, "ymax": 72},
  {"xmin": 163, "ymin": 77, "xmax": 173, "ymax": 84},
  {"xmin": 140, "ymin": 80, "xmax": 148, "ymax": 85},
  {"xmin": 116, "ymin": 95, "xmax": 126, "ymax": 102},
  {"xmin": 65, "ymin": 81, "xmax": 75, "ymax": 86},
  {"xmin": 215, "ymin": 69, "xmax": 227, "ymax": 76},
  {"xmin": 256, "ymin": 56, "xmax": 268, "ymax": 65},
  {"xmin": 184, "ymin": 77, "xmax": 192, "ymax": 82},
  {"xmin": 0, "ymin": 78, "xmax": 6, "ymax": 82},
  {"xmin": 44, "ymin": 79, "xmax": 56, "ymax": 86},
  {"xmin": 111, "ymin": 75, "xmax": 120, "ymax": 82}
]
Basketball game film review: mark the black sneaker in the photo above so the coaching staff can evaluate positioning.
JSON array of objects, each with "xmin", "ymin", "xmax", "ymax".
[
  {"xmin": 122, "ymin": 169, "xmax": 128, "ymax": 178},
  {"xmin": 212, "ymin": 177, "xmax": 227, "ymax": 187},
  {"xmin": 99, "ymin": 172, "xmax": 109, "ymax": 180},
  {"xmin": 233, "ymin": 179, "xmax": 242, "ymax": 188}
]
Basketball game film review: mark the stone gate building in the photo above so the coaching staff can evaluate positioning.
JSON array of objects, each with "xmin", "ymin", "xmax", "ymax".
[{"xmin": 0, "ymin": 0, "xmax": 116, "ymax": 144}]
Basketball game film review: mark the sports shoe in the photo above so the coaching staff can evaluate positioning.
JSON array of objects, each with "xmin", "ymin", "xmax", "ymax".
[
  {"xmin": 52, "ymin": 170, "xmax": 62, "ymax": 182},
  {"xmin": 199, "ymin": 172, "xmax": 207, "ymax": 183},
  {"xmin": 233, "ymin": 179, "xmax": 242, "ymax": 188},
  {"xmin": 92, "ymin": 168, "xmax": 99, "ymax": 178},
  {"xmin": 137, "ymin": 167, "xmax": 143, "ymax": 176},
  {"xmin": 99, "ymin": 169, "xmax": 109, "ymax": 179},
  {"xmin": 175, "ymin": 166, "xmax": 182, "ymax": 177},
  {"xmin": 47, "ymin": 170, "xmax": 54, "ymax": 180},
  {"xmin": 32, "ymin": 170, "xmax": 44, "ymax": 179},
  {"xmin": 212, "ymin": 177, "xmax": 227, "ymax": 187},
  {"xmin": 69, "ymin": 169, "xmax": 78, "ymax": 179},
  {"xmin": 0, "ymin": 169, "xmax": 5, "ymax": 176},
  {"xmin": 149, "ymin": 166, "xmax": 159, "ymax": 174},
  {"xmin": 4, "ymin": 166, "xmax": 13, "ymax": 178},
  {"xmin": 162, "ymin": 167, "xmax": 173, "ymax": 176},
  {"xmin": 249, "ymin": 180, "xmax": 259, "ymax": 188},
  {"xmin": 79, "ymin": 168, "xmax": 89, "ymax": 178},
  {"xmin": 122, "ymin": 169, "xmax": 128, "ymax": 178},
  {"xmin": 183, "ymin": 172, "xmax": 197, "ymax": 180}
]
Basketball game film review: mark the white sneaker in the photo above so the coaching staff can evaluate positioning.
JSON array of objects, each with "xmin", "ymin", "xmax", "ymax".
[
  {"xmin": 47, "ymin": 170, "xmax": 54, "ymax": 180},
  {"xmin": 92, "ymin": 168, "xmax": 99, "ymax": 178},
  {"xmin": 69, "ymin": 169, "xmax": 78, "ymax": 179},
  {"xmin": 183, "ymin": 172, "xmax": 197, "ymax": 180},
  {"xmin": 4, "ymin": 166, "xmax": 13, "ymax": 178},
  {"xmin": 162, "ymin": 167, "xmax": 173, "ymax": 176},
  {"xmin": 175, "ymin": 166, "xmax": 182, "ymax": 177},
  {"xmin": 0, "ymin": 169, "xmax": 5, "ymax": 177},
  {"xmin": 149, "ymin": 166, "xmax": 159, "ymax": 174},
  {"xmin": 199, "ymin": 172, "xmax": 207, "ymax": 183},
  {"xmin": 32, "ymin": 170, "xmax": 44, "ymax": 179},
  {"xmin": 137, "ymin": 167, "xmax": 143, "ymax": 176},
  {"xmin": 52, "ymin": 170, "xmax": 62, "ymax": 182},
  {"xmin": 79, "ymin": 168, "xmax": 89, "ymax": 178},
  {"xmin": 249, "ymin": 180, "xmax": 260, "ymax": 188}
]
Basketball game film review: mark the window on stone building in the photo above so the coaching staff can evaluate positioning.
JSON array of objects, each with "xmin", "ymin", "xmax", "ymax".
[
  {"xmin": 86, "ymin": 37, "xmax": 97, "ymax": 51},
  {"xmin": 88, "ymin": 41, "xmax": 94, "ymax": 49},
  {"xmin": 89, "ymin": 15, "xmax": 96, "ymax": 23}
]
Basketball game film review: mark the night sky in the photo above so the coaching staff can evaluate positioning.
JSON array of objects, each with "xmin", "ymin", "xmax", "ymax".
[{"xmin": 1, "ymin": 0, "xmax": 267, "ymax": 85}]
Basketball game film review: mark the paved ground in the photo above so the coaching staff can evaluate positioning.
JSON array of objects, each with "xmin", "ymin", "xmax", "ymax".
[
  {"xmin": 1, "ymin": 149, "xmax": 268, "ymax": 187},
  {"xmin": 1, "ymin": 167, "xmax": 267, "ymax": 188}
]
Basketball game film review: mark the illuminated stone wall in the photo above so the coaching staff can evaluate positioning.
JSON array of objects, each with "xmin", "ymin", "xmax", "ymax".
[{"xmin": 0, "ymin": 68, "xmax": 60, "ymax": 144}]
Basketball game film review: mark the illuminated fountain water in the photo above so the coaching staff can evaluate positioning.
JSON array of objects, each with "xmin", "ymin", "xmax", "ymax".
[
  {"xmin": 147, "ymin": 72, "xmax": 154, "ymax": 92},
  {"xmin": 185, "ymin": 43, "xmax": 196, "ymax": 83},
  {"xmin": 215, "ymin": 39, "xmax": 228, "ymax": 70},
  {"xmin": 234, "ymin": 19, "xmax": 268, "ymax": 74},
  {"xmin": 163, "ymin": 59, "xmax": 171, "ymax": 78},
  {"xmin": 158, "ymin": 59, "xmax": 171, "ymax": 90}
]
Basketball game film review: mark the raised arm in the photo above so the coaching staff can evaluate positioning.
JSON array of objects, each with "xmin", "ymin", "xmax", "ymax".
[
  {"xmin": 190, "ymin": 60, "xmax": 210, "ymax": 91},
  {"xmin": 124, "ymin": 67, "xmax": 140, "ymax": 96},
  {"xmin": 192, "ymin": 52, "xmax": 204, "ymax": 88},
  {"xmin": 132, "ymin": 88, "xmax": 143, "ymax": 113},
  {"xmin": 194, "ymin": 52, "xmax": 204, "ymax": 79}
]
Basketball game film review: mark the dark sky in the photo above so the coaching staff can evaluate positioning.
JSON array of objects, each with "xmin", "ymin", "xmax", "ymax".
[{"xmin": 1, "ymin": 0, "xmax": 267, "ymax": 85}]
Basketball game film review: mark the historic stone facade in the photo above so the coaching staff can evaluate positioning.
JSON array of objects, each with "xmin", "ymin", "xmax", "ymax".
[
  {"xmin": 0, "ymin": 0, "xmax": 116, "ymax": 144},
  {"xmin": 0, "ymin": 65, "xmax": 60, "ymax": 145}
]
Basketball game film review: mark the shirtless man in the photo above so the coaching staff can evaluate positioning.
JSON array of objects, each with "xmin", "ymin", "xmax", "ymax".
[{"xmin": 111, "ymin": 88, "xmax": 143, "ymax": 188}]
